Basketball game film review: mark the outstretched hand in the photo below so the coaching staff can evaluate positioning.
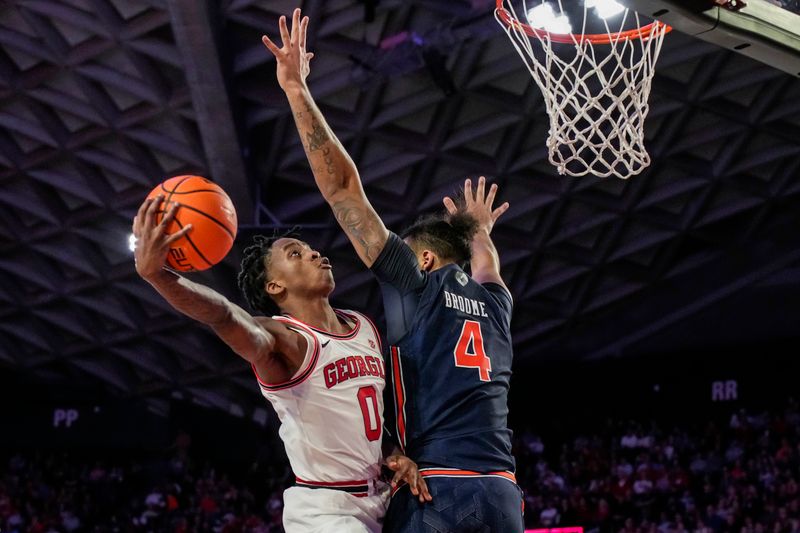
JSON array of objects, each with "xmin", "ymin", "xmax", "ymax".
[
  {"xmin": 261, "ymin": 8, "xmax": 314, "ymax": 91},
  {"xmin": 443, "ymin": 176, "xmax": 510, "ymax": 235},
  {"xmin": 132, "ymin": 196, "xmax": 192, "ymax": 280},
  {"xmin": 386, "ymin": 454, "xmax": 433, "ymax": 503}
]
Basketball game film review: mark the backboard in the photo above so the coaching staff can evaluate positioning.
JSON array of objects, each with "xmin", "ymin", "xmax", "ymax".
[{"xmin": 618, "ymin": 0, "xmax": 800, "ymax": 77}]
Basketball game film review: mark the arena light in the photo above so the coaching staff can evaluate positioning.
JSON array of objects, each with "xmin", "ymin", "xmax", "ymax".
[
  {"xmin": 585, "ymin": 0, "xmax": 625, "ymax": 19},
  {"xmin": 128, "ymin": 233, "xmax": 137, "ymax": 252},
  {"xmin": 526, "ymin": 3, "xmax": 572, "ymax": 33}
]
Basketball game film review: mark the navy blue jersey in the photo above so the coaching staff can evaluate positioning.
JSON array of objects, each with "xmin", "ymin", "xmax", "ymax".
[{"xmin": 372, "ymin": 232, "xmax": 515, "ymax": 473}]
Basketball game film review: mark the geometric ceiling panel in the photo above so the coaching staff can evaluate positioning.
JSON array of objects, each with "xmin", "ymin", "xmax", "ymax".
[{"xmin": 1, "ymin": 0, "xmax": 799, "ymax": 419}]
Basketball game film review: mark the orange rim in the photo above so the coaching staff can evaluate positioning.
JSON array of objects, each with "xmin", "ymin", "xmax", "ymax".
[{"xmin": 495, "ymin": 0, "xmax": 672, "ymax": 44}]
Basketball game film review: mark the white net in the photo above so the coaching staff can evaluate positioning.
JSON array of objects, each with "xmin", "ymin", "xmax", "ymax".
[{"xmin": 495, "ymin": 0, "xmax": 669, "ymax": 179}]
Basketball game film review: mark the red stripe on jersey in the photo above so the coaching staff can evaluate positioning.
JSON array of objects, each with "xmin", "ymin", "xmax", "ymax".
[
  {"xmin": 253, "ymin": 319, "xmax": 320, "ymax": 391},
  {"xmin": 295, "ymin": 476, "xmax": 370, "ymax": 497},
  {"xmin": 391, "ymin": 346, "xmax": 407, "ymax": 451},
  {"xmin": 419, "ymin": 469, "xmax": 517, "ymax": 483},
  {"xmin": 391, "ymin": 469, "xmax": 517, "ymax": 496},
  {"xmin": 295, "ymin": 476, "xmax": 369, "ymax": 487}
]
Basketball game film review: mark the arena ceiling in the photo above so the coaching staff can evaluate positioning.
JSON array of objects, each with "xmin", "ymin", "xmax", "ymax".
[{"xmin": 1, "ymin": 0, "xmax": 799, "ymax": 418}]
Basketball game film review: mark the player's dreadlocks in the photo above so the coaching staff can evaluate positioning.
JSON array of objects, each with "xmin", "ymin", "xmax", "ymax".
[
  {"xmin": 401, "ymin": 210, "xmax": 478, "ymax": 268},
  {"xmin": 237, "ymin": 228, "xmax": 300, "ymax": 316}
]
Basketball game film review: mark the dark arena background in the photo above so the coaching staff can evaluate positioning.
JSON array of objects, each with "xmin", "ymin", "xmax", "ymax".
[{"xmin": 1, "ymin": 0, "xmax": 800, "ymax": 532}]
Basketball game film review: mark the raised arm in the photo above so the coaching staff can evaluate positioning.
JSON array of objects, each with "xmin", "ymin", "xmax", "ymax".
[
  {"xmin": 132, "ymin": 196, "xmax": 306, "ymax": 380},
  {"xmin": 262, "ymin": 9, "xmax": 389, "ymax": 267},
  {"xmin": 444, "ymin": 177, "xmax": 510, "ymax": 288}
]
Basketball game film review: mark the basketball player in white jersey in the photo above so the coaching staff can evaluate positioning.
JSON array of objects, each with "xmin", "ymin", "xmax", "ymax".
[{"xmin": 132, "ymin": 196, "xmax": 431, "ymax": 532}]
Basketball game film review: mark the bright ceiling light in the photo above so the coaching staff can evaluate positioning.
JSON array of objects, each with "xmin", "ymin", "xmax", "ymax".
[
  {"xmin": 526, "ymin": 3, "xmax": 572, "ymax": 33},
  {"xmin": 128, "ymin": 233, "xmax": 137, "ymax": 252},
  {"xmin": 586, "ymin": 0, "xmax": 626, "ymax": 19}
]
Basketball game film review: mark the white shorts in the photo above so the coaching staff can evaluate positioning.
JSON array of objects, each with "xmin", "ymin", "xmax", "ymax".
[{"xmin": 282, "ymin": 480, "xmax": 389, "ymax": 533}]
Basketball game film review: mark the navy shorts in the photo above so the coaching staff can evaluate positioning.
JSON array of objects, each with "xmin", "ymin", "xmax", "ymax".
[{"xmin": 383, "ymin": 473, "xmax": 524, "ymax": 533}]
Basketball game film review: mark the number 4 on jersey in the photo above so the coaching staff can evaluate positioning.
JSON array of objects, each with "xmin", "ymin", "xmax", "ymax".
[{"xmin": 453, "ymin": 320, "xmax": 492, "ymax": 381}]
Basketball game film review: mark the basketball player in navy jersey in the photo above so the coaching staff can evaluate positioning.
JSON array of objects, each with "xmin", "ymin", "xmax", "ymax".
[{"xmin": 264, "ymin": 8, "xmax": 523, "ymax": 531}]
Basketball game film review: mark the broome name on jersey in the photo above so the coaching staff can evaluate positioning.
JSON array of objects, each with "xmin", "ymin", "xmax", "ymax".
[{"xmin": 443, "ymin": 290, "xmax": 489, "ymax": 318}]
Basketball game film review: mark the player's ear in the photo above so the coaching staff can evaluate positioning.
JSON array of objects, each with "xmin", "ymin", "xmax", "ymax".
[
  {"xmin": 266, "ymin": 279, "xmax": 285, "ymax": 298},
  {"xmin": 420, "ymin": 249, "xmax": 437, "ymax": 272}
]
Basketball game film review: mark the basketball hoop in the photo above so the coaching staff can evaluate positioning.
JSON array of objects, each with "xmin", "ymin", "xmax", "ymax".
[{"xmin": 495, "ymin": 0, "xmax": 671, "ymax": 179}]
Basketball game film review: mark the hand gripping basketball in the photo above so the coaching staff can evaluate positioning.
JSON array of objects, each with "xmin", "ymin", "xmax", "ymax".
[{"xmin": 132, "ymin": 196, "xmax": 193, "ymax": 280}]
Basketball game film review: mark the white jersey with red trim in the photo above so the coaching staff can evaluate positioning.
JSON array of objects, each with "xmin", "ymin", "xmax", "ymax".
[{"xmin": 254, "ymin": 309, "xmax": 386, "ymax": 485}]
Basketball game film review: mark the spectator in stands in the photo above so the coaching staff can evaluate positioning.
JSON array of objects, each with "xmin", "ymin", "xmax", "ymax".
[{"xmin": 2, "ymin": 399, "xmax": 800, "ymax": 532}]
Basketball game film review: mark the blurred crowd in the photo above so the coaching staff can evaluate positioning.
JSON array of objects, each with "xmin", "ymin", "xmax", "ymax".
[
  {"xmin": 2, "ymin": 399, "xmax": 799, "ymax": 532},
  {"xmin": 517, "ymin": 399, "xmax": 800, "ymax": 532},
  {"xmin": 0, "ymin": 432, "xmax": 290, "ymax": 533}
]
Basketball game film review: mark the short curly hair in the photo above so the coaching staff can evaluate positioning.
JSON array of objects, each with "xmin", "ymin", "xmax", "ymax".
[{"xmin": 236, "ymin": 228, "xmax": 300, "ymax": 316}]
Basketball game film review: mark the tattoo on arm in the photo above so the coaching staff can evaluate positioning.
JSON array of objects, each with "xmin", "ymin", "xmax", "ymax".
[
  {"xmin": 306, "ymin": 118, "xmax": 330, "ymax": 152},
  {"xmin": 288, "ymin": 90, "xmax": 365, "ymax": 206},
  {"xmin": 332, "ymin": 200, "xmax": 384, "ymax": 262},
  {"xmin": 322, "ymin": 146, "xmax": 336, "ymax": 175}
]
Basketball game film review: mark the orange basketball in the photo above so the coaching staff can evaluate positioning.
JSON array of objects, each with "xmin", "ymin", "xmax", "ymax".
[{"xmin": 145, "ymin": 175, "xmax": 238, "ymax": 272}]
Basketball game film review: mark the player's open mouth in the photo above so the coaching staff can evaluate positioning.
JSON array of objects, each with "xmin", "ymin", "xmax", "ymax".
[{"xmin": 320, "ymin": 258, "xmax": 332, "ymax": 269}]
